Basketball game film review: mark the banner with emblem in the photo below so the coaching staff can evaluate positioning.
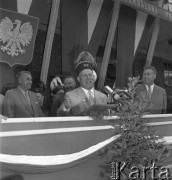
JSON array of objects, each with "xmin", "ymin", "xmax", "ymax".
[{"xmin": 0, "ymin": 8, "xmax": 39, "ymax": 67}]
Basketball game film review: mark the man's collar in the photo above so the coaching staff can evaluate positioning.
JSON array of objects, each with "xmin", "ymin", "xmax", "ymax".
[
  {"xmin": 145, "ymin": 83, "xmax": 154, "ymax": 91},
  {"xmin": 81, "ymin": 87, "xmax": 94, "ymax": 95},
  {"xmin": 19, "ymin": 86, "xmax": 28, "ymax": 94}
]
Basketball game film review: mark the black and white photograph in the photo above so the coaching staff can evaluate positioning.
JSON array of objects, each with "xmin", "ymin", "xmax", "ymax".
[{"xmin": 0, "ymin": 0, "xmax": 172, "ymax": 179}]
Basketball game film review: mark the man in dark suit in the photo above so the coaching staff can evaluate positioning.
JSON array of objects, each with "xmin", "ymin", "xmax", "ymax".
[
  {"xmin": 3, "ymin": 71, "xmax": 42, "ymax": 118},
  {"xmin": 57, "ymin": 61, "xmax": 107, "ymax": 116},
  {"xmin": 136, "ymin": 66, "xmax": 167, "ymax": 114}
]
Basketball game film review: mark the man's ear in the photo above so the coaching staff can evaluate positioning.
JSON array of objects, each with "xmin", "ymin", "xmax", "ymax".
[
  {"xmin": 18, "ymin": 77, "xmax": 22, "ymax": 84},
  {"xmin": 77, "ymin": 77, "xmax": 80, "ymax": 83},
  {"xmin": 154, "ymin": 73, "xmax": 157, "ymax": 79}
]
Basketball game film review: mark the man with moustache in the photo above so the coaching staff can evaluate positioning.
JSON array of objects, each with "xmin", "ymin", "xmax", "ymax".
[
  {"xmin": 56, "ymin": 61, "xmax": 107, "ymax": 116},
  {"xmin": 136, "ymin": 66, "xmax": 167, "ymax": 114},
  {"xmin": 3, "ymin": 71, "xmax": 42, "ymax": 118}
]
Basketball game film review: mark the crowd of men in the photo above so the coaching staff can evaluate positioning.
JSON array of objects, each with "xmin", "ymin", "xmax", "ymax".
[{"xmin": 0, "ymin": 51, "xmax": 167, "ymax": 118}]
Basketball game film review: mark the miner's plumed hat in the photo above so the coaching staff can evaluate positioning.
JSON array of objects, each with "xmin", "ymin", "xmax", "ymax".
[
  {"xmin": 74, "ymin": 51, "xmax": 97, "ymax": 76},
  {"xmin": 74, "ymin": 51, "xmax": 97, "ymax": 69},
  {"xmin": 75, "ymin": 61, "xmax": 93, "ymax": 76}
]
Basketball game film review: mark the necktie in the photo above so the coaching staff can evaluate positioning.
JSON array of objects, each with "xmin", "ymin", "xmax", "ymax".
[
  {"xmin": 147, "ymin": 86, "xmax": 152, "ymax": 99},
  {"xmin": 25, "ymin": 92, "xmax": 31, "ymax": 105},
  {"xmin": 88, "ymin": 91, "xmax": 94, "ymax": 106}
]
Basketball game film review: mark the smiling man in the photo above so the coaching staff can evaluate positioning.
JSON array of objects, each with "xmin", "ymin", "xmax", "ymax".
[
  {"xmin": 56, "ymin": 61, "xmax": 107, "ymax": 116},
  {"xmin": 63, "ymin": 75, "xmax": 76, "ymax": 92},
  {"xmin": 136, "ymin": 66, "xmax": 167, "ymax": 114},
  {"xmin": 3, "ymin": 71, "xmax": 42, "ymax": 118}
]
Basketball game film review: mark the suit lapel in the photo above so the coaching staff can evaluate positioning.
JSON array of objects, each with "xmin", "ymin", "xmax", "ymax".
[
  {"xmin": 95, "ymin": 90, "xmax": 105, "ymax": 104},
  {"xmin": 151, "ymin": 85, "xmax": 158, "ymax": 101},
  {"xmin": 28, "ymin": 91, "xmax": 37, "ymax": 116},
  {"xmin": 94, "ymin": 90, "xmax": 100, "ymax": 104},
  {"xmin": 16, "ymin": 88, "xmax": 34, "ymax": 116},
  {"xmin": 142, "ymin": 84, "xmax": 150, "ymax": 100}
]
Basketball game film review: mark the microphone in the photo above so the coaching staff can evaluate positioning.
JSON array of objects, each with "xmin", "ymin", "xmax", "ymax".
[
  {"xmin": 104, "ymin": 86, "xmax": 121, "ymax": 101},
  {"xmin": 104, "ymin": 86, "xmax": 132, "ymax": 101},
  {"xmin": 115, "ymin": 89, "xmax": 132, "ymax": 99}
]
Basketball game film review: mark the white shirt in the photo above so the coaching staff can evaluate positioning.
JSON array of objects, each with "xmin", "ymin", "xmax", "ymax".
[
  {"xmin": 145, "ymin": 84, "xmax": 154, "ymax": 94},
  {"xmin": 81, "ymin": 87, "xmax": 95, "ymax": 99}
]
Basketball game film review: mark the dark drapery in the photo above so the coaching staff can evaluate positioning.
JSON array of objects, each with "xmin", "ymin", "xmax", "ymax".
[
  {"xmin": 134, "ymin": 15, "xmax": 155, "ymax": 60},
  {"xmin": 115, "ymin": 5, "xmax": 136, "ymax": 88},
  {"xmin": 61, "ymin": 0, "xmax": 88, "ymax": 74},
  {"xmin": 28, "ymin": 0, "xmax": 52, "ymax": 25},
  {"xmin": 0, "ymin": 0, "xmax": 17, "ymax": 11},
  {"xmin": 88, "ymin": 0, "xmax": 113, "ymax": 57}
]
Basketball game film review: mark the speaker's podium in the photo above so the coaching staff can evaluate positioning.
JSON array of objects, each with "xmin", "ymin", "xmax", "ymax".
[{"xmin": 1, "ymin": 107, "xmax": 171, "ymax": 180}]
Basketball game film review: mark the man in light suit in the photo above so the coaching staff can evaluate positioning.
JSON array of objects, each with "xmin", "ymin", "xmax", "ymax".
[
  {"xmin": 57, "ymin": 61, "xmax": 107, "ymax": 116},
  {"xmin": 136, "ymin": 66, "xmax": 167, "ymax": 114},
  {"xmin": 3, "ymin": 71, "xmax": 42, "ymax": 118}
]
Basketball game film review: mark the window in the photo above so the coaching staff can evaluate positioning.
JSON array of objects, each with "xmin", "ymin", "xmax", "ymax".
[
  {"xmin": 163, "ymin": 0, "xmax": 172, "ymax": 12},
  {"xmin": 164, "ymin": 62, "xmax": 172, "ymax": 86}
]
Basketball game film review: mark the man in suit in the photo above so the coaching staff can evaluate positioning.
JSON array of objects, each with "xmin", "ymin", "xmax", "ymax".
[
  {"xmin": 136, "ymin": 66, "xmax": 167, "ymax": 114},
  {"xmin": 3, "ymin": 71, "xmax": 42, "ymax": 118},
  {"xmin": 57, "ymin": 61, "xmax": 107, "ymax": 116}
]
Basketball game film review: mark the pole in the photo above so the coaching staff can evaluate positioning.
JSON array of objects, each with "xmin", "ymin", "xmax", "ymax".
[
  {"xmin": 97, "ymin": 0, "xmax": 121, "ymax": 90},
  {"xmin": 40, "ymin": 0, "xmax": 60, "ymax": 84},
  {"xmin": 145, "ymin": 17, "xmax": 160, "ymax": 66}
]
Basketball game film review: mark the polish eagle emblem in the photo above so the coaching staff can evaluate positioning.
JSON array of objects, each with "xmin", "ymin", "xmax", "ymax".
[{"xmin": 0, "ymin": 17, "xmax": 33, "ymax": 57}]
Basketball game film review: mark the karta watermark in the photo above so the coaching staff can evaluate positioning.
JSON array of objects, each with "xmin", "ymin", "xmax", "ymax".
[{"xmin": 111, "ymin": 161, "xmax": 172, "ymax": 180}]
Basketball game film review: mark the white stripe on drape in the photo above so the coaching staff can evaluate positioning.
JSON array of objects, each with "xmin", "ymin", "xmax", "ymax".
[
  {"xmin": 0, "ymin": 135, "xmax": 120, "ymax": 165},
  {"xmin": 0, "ymin": 125, "xmax": 114, "ymax": 137},
  {"xmin": 134, "ymin": 11, "xmax": 147, "ymax": 54},
  {"xmin": 17, "ymin": 0, "xmax": 32, "ymax": 14},
  {"xmin": 88, "ymin": 0, "xmax": 103, "ymax": 43}
]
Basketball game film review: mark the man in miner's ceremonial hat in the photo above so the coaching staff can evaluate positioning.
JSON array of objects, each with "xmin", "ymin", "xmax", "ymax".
[{"xmin": 56, "ymin": 51, "xmax": 107, "ymax": 116}]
